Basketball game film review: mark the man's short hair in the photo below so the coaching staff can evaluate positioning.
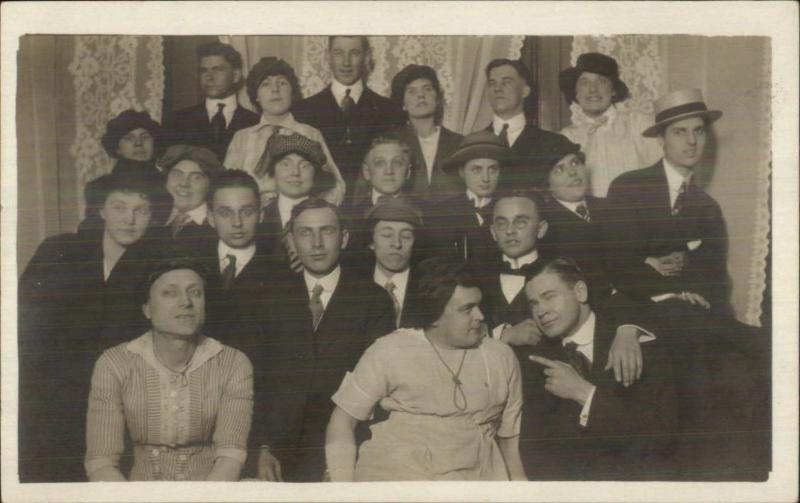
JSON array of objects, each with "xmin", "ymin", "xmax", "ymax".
[
  {"xmin": 485, "ymin": 58, "xmax": 533, "ymax": 87},
  {"xmin": 530, "ymin": 256, "xmax": 587, "ymax": 288},
  {"xmin": 137, "ymin": 256, "xmax": 210, "ymax": 306},
  {"xmin": 196, "ymin": 41, "xmax": 244, "ymax": 71},
  {"xmin": 206, "ymin": 169, "xmax": 260, "ymax": 207},
  {"xmin": 328, "ymin": 35, "xmax": 370, "ymax": 53},
  {"xmin": 364, "ymin": 132, "xmax": 413, "ymax": 164},
  {"xmin": 492, "ymin": 187, "xmax": 545, "ymax": 214},
  {"xmin": 405, "ymin": 256, "xmax": 480, "ymax": 330},
  {"xmin": 287, "ymin": 197, "xmax": 345, "ymax": 232}
]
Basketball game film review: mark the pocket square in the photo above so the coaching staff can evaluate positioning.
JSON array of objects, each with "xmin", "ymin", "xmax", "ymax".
[{"xmin": 687, "ymin": 239, "xmax": 702, "ymax": 251}]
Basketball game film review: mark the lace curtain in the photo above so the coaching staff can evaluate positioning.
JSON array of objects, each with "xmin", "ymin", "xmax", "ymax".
[
  {"xmin": 68, "ymin": 35, "xmax": 165, "ymax": 208},
  {"xmin": 570, "ymin": 35, "xmax": 770, "ymax": 326},
  {"xmin": 221, "ymin": 35, "xmax": 523, "ymax": 134}
]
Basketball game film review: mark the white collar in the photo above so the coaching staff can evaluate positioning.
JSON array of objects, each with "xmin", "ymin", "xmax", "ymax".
[
  {"xmin": 466, "ymin": 189, "xmax": 492, "ymax": 208},
  {"xmin": 374, "ymin": 266, "xmax": 410, "ymax": 292},
  {"xmin": 492, "ymin": 112, "xmax": 526, "ymax": 135},
  {"xmin": 277, "ymin": 194, "xmax": 307, "ymax": 228},
  {"xmin": 126, "ymin": 330, "xmax": 224, "ymax": 376},
  {"xmin": 417, "ymin": 125, "xmax": 441, "ymax": 142},
  {"xmin": 563, "ymin": 311, "xmax": 596, "ymax": 348},
  {"xmin": 331, "ymin": 79, "xmax": 365, "ymax": 106},
  {"xmin": 572, "ymin": 102, "xmax": 618, "ymax": 128},
  {"xmin": 662, "ymin": 158, "xmax": 693, "ymax": 194},
  {"xmin": 371, "ymin": 189, "xmax": 401, "ymax": 206},
  {"xmin": 217, "ymin": 241, "xmax": 256, "ymax": 274},
  {"xmin": 256, "ymin": 112, "xmax": 297, "ymax": 130},
  {"xmin": 205, "ymin": 94, "xmax": 238, "ymax": 121},
  {"xmin": 502, "ymin": 249, "xmax": 539, "ymax": 270},
  {"xmin": 304, "ymin": 265, "xmax": 342, "ymax": 295},
  {"xmin": 168, "ymin": 202, "xmax": 208, "ymax": 226},
  {"xmin": 556, "ymin": 198, "xmax": 588, "ymax": 213}
]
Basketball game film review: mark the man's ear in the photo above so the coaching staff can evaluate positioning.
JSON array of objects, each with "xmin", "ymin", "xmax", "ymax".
[
  {"xmin": 99, "ymin": 207, "xmax": 108, "ymax": 223},
  {"xmin": 362, "ymin": 163, "xmax": 372, "ymax": 182},
  {"xmin": 207, "ymin": 209, "xmax": 217, "ymax": 229},
  {"xmin": 657, "ymin": 135, "xmax": 665, "ymax": 150},
  {"xmin": 536, "ymin": 219, "xmax": 549, "ymax": 239},
  {"xmin": 522, "ymin": 83, "xmax": 532, "ymax": 100},
  {"xmin": 340, "ymin": 229, "xmax": 350, "ymax": 250},
  {"xmin": 574, "ymin": 280, "xmax": 589, "ymax": 303},
  {"xmin": 489, "ymin": 224, "xmax": 499, "ymax": 243},
  {"xmin": 458, "ymin": 166, "xmax": 466, "ymax": 181}
]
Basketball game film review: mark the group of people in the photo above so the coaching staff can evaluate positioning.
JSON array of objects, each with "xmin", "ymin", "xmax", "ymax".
[{"xmin": 18, "ymin": 36, "xmax": 769, "ymax": 483}]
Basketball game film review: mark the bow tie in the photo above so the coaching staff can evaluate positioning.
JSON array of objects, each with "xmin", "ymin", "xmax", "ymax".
[{"xmin": 500, "ymin": 261, "xmax": 537, "ymax": 277}]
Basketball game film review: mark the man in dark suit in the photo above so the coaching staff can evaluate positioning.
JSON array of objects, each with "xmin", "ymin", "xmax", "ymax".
[
  {"xmin": 529, "ymin": 134, "xmax": 619, "ymax": 302},
  {"xmin": 254, "ymin": 198, "xmax": 395, "ymax": 482},
  {"xmin": 361, "ymin": 198, "xmax": 426, "ymax": 329},
  {"xmin": 198, "ymin": 170, "xmax": 276, "ymax": 353},
  {"xmin": 517, "ymin": 257, "xmax": 679, "ymax": 480},
  {"xmin": 163, "ymin": 41, "xmax": 259, "ymax": 161},
  {"xmin": 483, "ymin": 58, "xmax": 572, "ymax": 188},
  {"xmin": 428, "ymin": 130, "xmax": 512, "ymax": 263},
  {"xmin": 606, "ymin": 89, "xmax": 769, "ymax": 480},
  {"xmin": 293, "ymin": 36, "xmax": 404, "ymax": 194}
]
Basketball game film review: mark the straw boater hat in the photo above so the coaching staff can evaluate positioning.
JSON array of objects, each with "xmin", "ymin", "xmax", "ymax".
[
  {"xmin": 442, "ymin": 130, "xmax": 514, "ymax": 174},
  {"xmin": 642, "ymin": 88, "xmax": 723, "ymax": 138},
  {"xmin": 558, "ymin": 52, "xmax": 630, "ymax": 104}
]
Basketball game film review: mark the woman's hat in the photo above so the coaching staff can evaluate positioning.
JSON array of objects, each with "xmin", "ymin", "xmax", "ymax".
[
  {"xmin": 528, "ymin": 135, "xmax": 583, "ymax": 188},
  {"xmin": 159, "ymin": 144, "xmax": 225, "ymax": 177},
  {"xmin": 265, "ymin": 131, "xmax": 328, "ymax": 174},
  {"xmin": 442, "ymin": 130, "xmax": 514, "ymax": 174},
  {"xmin": 101, "ymin": 109, "xmax": 163, "ymax": 159},
  {"xmin": 642, "ymin": 88, "xmax": 723, "ymax": 137},
  {"xmin": 558, "ymin": 52, "xmax": 630, "ymax": 104}
]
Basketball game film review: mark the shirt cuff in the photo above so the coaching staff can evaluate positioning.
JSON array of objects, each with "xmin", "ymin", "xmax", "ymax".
[
  {"xmin": 215, "ymin": 446, "xmax": 248, "ymax": 465},
  {"xmin": 492, "ymin": 323, "xmax": 510, "ymax": 340},
  {"xmin": 618, "ymin": 324, "xmax": 656, "ymax": 343},
  {"xmin": 579, "ymin": 386, "xmax": 597, "ymax": 427},
  {"xmin": 651, "ymin": 292, "xmax": 679, "ymax": 303}
]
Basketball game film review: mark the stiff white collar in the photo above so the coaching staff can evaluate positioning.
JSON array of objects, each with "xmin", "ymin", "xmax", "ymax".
[{"xmin": 331, "ymin": 79, "xmax": 365, "ymax": 106}]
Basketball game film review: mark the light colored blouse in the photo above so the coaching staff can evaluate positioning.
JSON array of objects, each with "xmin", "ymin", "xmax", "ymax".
[
  {"xmin": 85, "ymin": 332, "xmax": 253, "ymax": 481},
  {"xmin": 332, "ymin": 329, "xmax": 522, "ymax": 481},
  {"xmin": 224, "ymin": 114, "xmax": 346, "ymax": 206},
  {"xmin": 561, "ymin": 103, "xmax": 663, "ymax": 197}
]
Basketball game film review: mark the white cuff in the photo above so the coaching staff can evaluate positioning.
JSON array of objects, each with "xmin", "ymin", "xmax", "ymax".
[
  {"xmin": 651, "ymin": 293, "xmax": 679, "ymax": 303},
  {"xmin": 579, "ymin": 386, "xmax": 597, "ymax": 427},
  {"xmin": 618, "ymin": 324, "xmax": 656, "ymax": 343},
  {"xmin": 492, "ymin": 323, "xmax": 510, "ymax": 340}
]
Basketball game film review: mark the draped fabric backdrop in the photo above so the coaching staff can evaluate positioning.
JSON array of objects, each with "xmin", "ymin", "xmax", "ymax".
[
  {"xmin": 16, "ymin": 35, "xmax": 165, "ymax": 271},
  {"xmin": 571, "ymin": 35, "xmax": 771, "ymax": 326},
  {"xmin": 220, "ymin": 35, "xmax": 523, "ymax": 134}
]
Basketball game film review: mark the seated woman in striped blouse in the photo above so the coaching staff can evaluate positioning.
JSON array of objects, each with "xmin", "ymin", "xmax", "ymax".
[{"xmin": 85, "ymin": 258, "xmax": 254, "ymax": 481}]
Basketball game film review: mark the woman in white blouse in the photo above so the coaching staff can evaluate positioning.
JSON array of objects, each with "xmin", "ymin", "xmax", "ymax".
[{"xmin": 224, "ymin": 57, "xmax": 346, "ymax": 207}]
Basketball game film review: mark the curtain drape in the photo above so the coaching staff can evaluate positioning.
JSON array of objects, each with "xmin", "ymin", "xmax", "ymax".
[
  {"xmin": 221, "ymin": 35, "xmax": 523, "ymax": 134},
  {"xmin": 569, "ymin": 35, "xmax": 771, "ymax": 326},
  {"xmin": 16, "ymin": 35, "xmax": 165, "ymax": 272}
]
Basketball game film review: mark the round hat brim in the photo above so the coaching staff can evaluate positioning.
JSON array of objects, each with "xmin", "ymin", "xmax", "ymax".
[
  {"xmin": 642, "ymin": 109, "xmax": 723, "ymax": 137},
  {"xmin": 442, "ymin": 144, "xmax": 515, "ymax": 174}
]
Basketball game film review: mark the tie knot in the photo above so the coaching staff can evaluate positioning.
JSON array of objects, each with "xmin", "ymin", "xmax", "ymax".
[
  {"xmin": 501, "ymin": 123, "xmax": 509, "ymax": 133},
  {"xmin": 345, "ymin": 88, "xmax": 351, "ymax": 97},
  {"xmin": 226, "ymin": 253, "xmax": 236, "ymax": 266},
  {"xmin": 384, "ymin": 280, "xmax": 396, "ymax": 293},
  {"xmin": 311, "ymin": 284, "xmax": 324, "ymax": 298},
  {"xmin": 217, "ymin": 103, "xmax": 225, "ymax": 111}
]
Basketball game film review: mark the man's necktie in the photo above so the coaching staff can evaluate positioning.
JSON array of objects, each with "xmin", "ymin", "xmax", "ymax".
[
  {"xmin": 499, "ymin": 261, "xmax": 537, "ymax": 277},
  {"xmin": 212, "ymin": 103, "xmax": 226, "ymax": 143},
  {"xmin": 254, "ymin": 125, "xmax": 280, "ymax": 179},
  {"xmin": 497, "ymin": 123, "xmax": 510, "ymax": 147},
  {"xmin": 476, "ymin": 204, "xmax": 492, "ymax": 226},
  {"xmin": 282, "ymin": 224, "xmax": 304, "ymax": 273},
  {"xmin": 564, "ymin": 341, "xmax": 592, "ymax": 379},
  {"xmin": 170, "ymin": 212, "xmax": 192, "ymax": 238},
  {"xmin": 341, "ymin": 88, "xmax": 355, "ymax": 114},
  {"xmin": 575, "ymin": 203, "xmax": 591, "ymax": 223},
  {"xmin": 672, "ymin": 181, "xmax": 687, "ymax": 216},
  {"xmin": 309, "ymin": 284, "xmax": 325, "ymax": 330},
  {"xmin": 384, "ymin": 280, "xmax": 401, "ymax": 328},
  {"xmin": 221, "ymin": 254, "xmax": 236, "ymax": 291}
]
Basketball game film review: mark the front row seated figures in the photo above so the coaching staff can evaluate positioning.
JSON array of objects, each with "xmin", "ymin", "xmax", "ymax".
[
  {"xmin": 325, "ymin": 256, "xmax": 527, "ymax": 481},
  {"xmin": 85, "ymin": 259, "xmax": 254, "ymax": 481}
]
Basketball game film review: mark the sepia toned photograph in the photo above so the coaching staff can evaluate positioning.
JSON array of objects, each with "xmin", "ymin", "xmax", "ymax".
[{"xmin": 2, "ymin": 2, "xmax": 797, "ymax": 502}]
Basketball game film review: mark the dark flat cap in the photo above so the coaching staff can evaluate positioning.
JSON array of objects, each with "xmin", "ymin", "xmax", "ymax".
[
  {"xmin": 366, "ymin": 196, "xmax": 424, "ymax": 228},
  {"xmin": 266, "ymin": 131, "xmax": 328, "ymax": 174}
]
